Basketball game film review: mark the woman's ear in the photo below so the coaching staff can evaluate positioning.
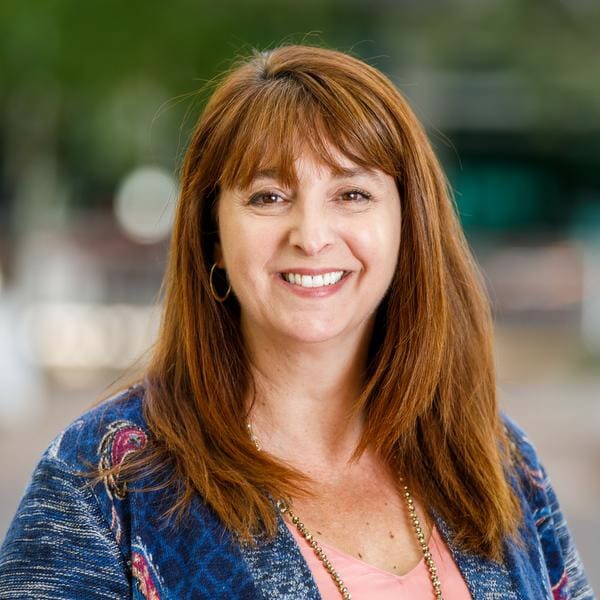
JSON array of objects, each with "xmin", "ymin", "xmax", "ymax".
[{"xmin": 214, "ymin": 241, "xmax": 224, "ymax": 268}]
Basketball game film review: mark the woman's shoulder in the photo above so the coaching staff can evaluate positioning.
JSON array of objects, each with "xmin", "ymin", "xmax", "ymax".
[
  {"xmin": 44, "ymin": 383, "xmax": 150, "ymax": 476},
  {"xmin": 498, "ymin": 410, "xmax": 554, "ymax": 511},
  {"xmin": 498, "ymin": 410, "xmax": 595, "ymax": 599},
  {"xmin": 499, "ymin": 410, "xmax": 544, "ymax": 473},
  {"xmin": 0, "ymin": 385, "xmax": 150, "ymax": 596}
]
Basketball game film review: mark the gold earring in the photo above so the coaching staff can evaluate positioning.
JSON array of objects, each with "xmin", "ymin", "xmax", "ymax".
[{"xmin": 209, "ymin": 263, "xmax": 231, "ymax": 302}]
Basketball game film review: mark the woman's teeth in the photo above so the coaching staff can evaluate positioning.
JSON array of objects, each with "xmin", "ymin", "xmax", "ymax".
[{"xmin": 281, "ymin": 271, "xmax": 345, "ymax": 288}]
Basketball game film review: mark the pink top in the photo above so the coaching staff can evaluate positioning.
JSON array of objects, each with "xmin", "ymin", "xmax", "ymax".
[{"xmin": 286, "ymin": 521, "xmax": 473, "ymax": 599}]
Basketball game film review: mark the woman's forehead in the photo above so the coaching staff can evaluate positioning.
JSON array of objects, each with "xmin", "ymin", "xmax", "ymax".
[
  {"xmin": 225, "ymin": 142, "xmax": 388, "ymax": 191},
  {"xmin": 241, "ymin": 162, "xmax": 385, "ymax": 188}
]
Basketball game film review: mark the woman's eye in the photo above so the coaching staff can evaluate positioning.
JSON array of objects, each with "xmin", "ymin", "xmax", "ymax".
[
  {"xmin": 248, "ymin": 192, "xmax": 284, "ymax": 206},
  {"xmin": 247, "ymin": 188, "xmax": 372, "ymax": 206},
  {"xmin": 341, "ymin": 189, "xmax": 372, "ymax": 203}
]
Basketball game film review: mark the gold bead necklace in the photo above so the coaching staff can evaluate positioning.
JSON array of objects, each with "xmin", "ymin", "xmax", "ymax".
[{"xmin": 247, "ymin": 423, "xmax": 443, "ymax": 599}]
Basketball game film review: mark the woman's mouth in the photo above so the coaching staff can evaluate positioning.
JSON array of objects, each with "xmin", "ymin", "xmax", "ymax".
[{"xmin": 278, "ymin": 270, "xmax": 351, "ymax": 289}]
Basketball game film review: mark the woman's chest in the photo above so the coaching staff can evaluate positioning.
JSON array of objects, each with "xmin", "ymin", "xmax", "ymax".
[
  {"xmin": 284, "ymin": 475, "xmax": 434, "ymax": 578},
  {"xmin": 121, "ymin": 489, "xmax": 545, "ymax": 600}
]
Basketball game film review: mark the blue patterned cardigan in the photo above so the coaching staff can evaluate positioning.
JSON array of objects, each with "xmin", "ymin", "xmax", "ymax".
[{"xmin": 0, "ymin": 385, "xmax": 595, "ymax": 599}]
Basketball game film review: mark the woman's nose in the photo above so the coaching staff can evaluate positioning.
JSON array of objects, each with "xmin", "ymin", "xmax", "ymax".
[{"xmin": 287, "ymin": 199, "xmax": 335, "ymax": 256}]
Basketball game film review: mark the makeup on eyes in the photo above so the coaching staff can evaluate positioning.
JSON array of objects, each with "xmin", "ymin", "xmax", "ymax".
[{"xmin": 247, "ymin": 188, "xmax": 373, "ymax": 207}]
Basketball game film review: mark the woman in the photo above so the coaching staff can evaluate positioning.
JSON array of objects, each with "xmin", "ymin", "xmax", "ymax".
[{"xmin": 0, "ymin": 44, "xmax": 594, "ymax": 599}]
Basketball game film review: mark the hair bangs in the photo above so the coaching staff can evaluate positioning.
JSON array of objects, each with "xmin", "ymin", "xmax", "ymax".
[{"xmin": 216, "ymin": 77, "xmax": 401, "ymax": 193}]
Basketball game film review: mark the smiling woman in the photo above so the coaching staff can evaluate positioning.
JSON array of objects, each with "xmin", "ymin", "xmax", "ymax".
[
  {"xmin": 0, "ymin": 44, "xmax": 594, "ymax": 599},
  {"xmin": 215, "ymin": 148, "xmax": 401, "ymax": 346}
]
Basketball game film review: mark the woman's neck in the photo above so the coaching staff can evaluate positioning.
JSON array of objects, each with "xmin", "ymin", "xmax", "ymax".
[{"xmin": 243, "ymin": 319, "xmax": 373, "ymax": 471}]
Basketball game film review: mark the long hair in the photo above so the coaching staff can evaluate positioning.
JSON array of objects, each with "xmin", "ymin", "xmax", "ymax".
[{"xmin": 93, "ymin": 43, "xmax": 522, "ymax": 560}]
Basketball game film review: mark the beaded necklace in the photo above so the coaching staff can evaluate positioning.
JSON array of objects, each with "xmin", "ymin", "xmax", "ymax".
[{"xmin": 247, "ymin": 423, "xmax": 443, "ymax": 599}]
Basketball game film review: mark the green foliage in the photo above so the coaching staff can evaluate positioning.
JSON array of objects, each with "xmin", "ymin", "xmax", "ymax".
[{"xmin": 0, "ymin": 0, "xmax": 598, "ymax": 225}]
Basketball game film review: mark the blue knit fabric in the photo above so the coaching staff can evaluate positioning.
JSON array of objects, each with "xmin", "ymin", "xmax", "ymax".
[{"xmin": 0, "ymin": 385, "xmax": 595, "ymax": 599}]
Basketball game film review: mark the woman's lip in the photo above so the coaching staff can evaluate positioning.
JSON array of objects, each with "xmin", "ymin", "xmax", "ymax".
[
  {"xmin": 275, "ymin": 270, "xmax": 352, "ymax": 296},
  {"xmin": 277, "ymin": 268, "xmax": 351, "ymax": 276}
]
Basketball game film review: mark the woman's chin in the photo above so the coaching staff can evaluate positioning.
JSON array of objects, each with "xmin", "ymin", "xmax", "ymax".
[{"xmin": 273, "ymin": 322, "xmax": 350, "ymax": 346}]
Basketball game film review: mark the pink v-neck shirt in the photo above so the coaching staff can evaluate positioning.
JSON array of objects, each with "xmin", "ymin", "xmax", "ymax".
[{"xmin": 286, "ymin": 521, "xmax": 473, "ymax": 599}]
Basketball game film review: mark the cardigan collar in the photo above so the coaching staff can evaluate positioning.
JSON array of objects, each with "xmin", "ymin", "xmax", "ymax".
[{"xmin": 237, "ymin": 503, "xmax": 550, "ymax": 599}]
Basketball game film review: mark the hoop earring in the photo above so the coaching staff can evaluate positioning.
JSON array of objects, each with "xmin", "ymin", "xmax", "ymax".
[{"xmin": 209, "ymin": 263, "xmax": 231, "ymax": 302}]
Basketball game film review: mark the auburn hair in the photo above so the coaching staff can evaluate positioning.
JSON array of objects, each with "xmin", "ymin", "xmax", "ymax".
[{"xmin": 90, "ymin": 43, "xmax": 523, "ymax": 561}]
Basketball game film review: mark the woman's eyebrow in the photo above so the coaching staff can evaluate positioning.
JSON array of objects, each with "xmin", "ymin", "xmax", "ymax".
[
  {"xmin": 248, "ymin": 166, "xmax": 380, "ymax": 184},
  {"xmin": 330, "ymin": 166, "xmax": 379, "ymax": 179},
  {"xmin": 249, "ymin": 168, "xmax": 280, "ymax": 183}
]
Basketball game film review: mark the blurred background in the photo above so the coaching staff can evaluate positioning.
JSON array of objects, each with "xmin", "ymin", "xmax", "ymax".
[{"xmin": 0, "ymin": 0, "xmax": 598, "ymax": 587}]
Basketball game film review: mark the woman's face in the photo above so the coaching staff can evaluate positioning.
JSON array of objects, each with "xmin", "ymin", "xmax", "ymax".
[{"xmin": 215, "ymin": 147, "xmax": 401, "ymax": 347}]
